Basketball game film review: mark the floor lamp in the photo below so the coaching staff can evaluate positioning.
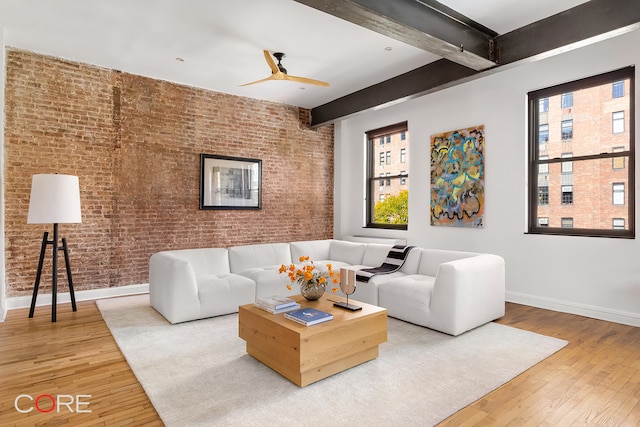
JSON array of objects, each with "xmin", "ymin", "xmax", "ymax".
[{"xmin": 27, "ymin": 174, "xmax": 82, "ymax": 322}]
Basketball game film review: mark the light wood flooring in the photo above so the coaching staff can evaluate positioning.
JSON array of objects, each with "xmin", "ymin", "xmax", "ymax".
[{"xmin": 1, "ymin": 300, "xmax": 639, "ymax": 426}]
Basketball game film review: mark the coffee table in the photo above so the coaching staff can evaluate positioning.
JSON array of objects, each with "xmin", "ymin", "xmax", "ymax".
[{"xmin": 238, "ymin": 294, "xmax": 387, "ymax": 387}]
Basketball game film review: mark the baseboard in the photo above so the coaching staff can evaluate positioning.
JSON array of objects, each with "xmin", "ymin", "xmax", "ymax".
[
  {"xmin": 506, "ymin": 290, "xmax": 640, "ymax": 328},
  {"xmin": 5, "ymin": 283, "xmax": 149, "ymax": 313}
]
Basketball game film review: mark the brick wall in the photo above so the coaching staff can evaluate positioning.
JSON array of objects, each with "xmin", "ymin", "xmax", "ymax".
[{"xmin": 4, "ymin": 49, "xmax": 334, "ymax": 298}]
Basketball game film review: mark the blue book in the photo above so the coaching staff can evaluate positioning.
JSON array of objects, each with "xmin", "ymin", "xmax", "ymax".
[{"xmin": 284, "ymin": 308, "xmax": 333, "ymax": 326}]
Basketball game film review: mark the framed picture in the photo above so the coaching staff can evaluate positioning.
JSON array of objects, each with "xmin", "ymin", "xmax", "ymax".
[{"xmin": 200, "ymin": 154, "xmax": 262, "ymax": 210}]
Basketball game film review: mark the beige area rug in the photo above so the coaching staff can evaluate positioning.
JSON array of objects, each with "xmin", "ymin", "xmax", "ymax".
[{"xmin": 97, "ymin": 295, "xmax": 567, "ymax": 427}]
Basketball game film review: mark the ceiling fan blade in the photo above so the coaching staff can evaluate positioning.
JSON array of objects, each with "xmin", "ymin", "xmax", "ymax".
[
  {"xmin": 284, "ymin": 74, "xmax": 330, "ymax": 87},
  {"xmin": 241, "ymin": 50, "xmax": 330, "ymax": 87},
  {"xmin": 240, "ymin": 75, "xmax": 277, "ymax": 87},
  {"xmin": 240, "ymin": 71, "xmax": 287, "ymax": 87},
  {"xmin": 263, "ymin": 50, "xmax": 279, "ymax": 74}
]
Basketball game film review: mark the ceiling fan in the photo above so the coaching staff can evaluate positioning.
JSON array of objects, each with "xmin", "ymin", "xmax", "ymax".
[{"xmin": 241, "ymin": 50, "xmax": 330, "ymax": 87}]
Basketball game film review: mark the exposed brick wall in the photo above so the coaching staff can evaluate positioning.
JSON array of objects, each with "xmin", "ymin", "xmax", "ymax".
[{"xmin": 4, "ymin": 49, "xmax": 334, "ymax": 298}]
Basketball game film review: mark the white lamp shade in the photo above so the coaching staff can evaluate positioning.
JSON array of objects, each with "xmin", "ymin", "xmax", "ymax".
[{"xmin": 27, "ymin": 174, "xmax": 82, "ymax": 224}]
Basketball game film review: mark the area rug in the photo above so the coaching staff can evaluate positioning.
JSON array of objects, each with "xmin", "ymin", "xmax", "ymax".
[{"xmin": 97, "ymin": 295, "xmax": 567, "ymax": 426}]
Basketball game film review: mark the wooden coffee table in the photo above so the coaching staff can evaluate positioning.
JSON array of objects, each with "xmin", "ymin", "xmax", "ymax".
[{"xmin": 238, "ymin": 294, "xmax": 387, "ymax": 387}]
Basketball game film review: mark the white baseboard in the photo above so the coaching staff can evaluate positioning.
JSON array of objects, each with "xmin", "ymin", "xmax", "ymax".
[
  {"xmin": 506, "ymin": 290, "xmax": 640, "ymax": 328},
  {"xmin": 4, "ymin": 283, "xmax": 149, "ymax": 313}
]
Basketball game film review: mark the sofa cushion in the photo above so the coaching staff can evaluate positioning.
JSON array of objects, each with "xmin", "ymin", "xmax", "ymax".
[
  {"xmin": 328, "ymin": 240, "xmax": 366, "ymax": 265},
  {"xmin": 361, "ymin": 243, "xmax": 394, "ymax": 267},
  {"xmin": 418, "ymin": 249, "xmax": 478, "ymax": 277},
  {"xmin": 228, "ymin": 243, "xmax": 291, "ymax": 274},
  {"xmin": 378, "ymin": 275, "xmax": 436, "ymax": 325},
  {"xmin": 197, "ymin": 273, "xmax": 256, "ymax": 318},
  {"xmin": 162, "ymin": 248, "xmax": 231, "ymax": 276},
  {"xmin": 290, "ymin": 239, "xmax": 333, "ymax": 262},
  {"xmin": 240, "ymin": 267, "xmax": 298, "ymax": 299}
]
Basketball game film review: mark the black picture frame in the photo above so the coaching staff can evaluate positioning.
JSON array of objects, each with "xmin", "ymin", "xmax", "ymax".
[{"xmin": 199, "ymin": 154, "xmax": 262, "ymax": 210}]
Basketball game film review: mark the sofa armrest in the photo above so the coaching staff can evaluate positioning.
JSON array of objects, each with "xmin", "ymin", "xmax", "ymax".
[
  {"xmin": 149, "ymin": 252, "xmax": 201, "ymax": 324},
  {"xmin": 428, "ymin": 254, "xmax": 505, "ymax": 336}
]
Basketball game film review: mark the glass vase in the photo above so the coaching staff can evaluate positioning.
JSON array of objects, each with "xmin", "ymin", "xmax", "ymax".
[{"xmin": 299, "ymin": 281, "xmax": 326, "ymax": 301}]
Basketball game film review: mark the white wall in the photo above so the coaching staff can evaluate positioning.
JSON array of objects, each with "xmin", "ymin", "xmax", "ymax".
[{"xmin": 335, "ymin": 29, "xmax": 640, "ymax": 327}]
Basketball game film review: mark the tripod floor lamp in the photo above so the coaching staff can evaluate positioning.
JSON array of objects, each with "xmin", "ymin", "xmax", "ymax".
[{"xmin": 27, "ymin": 174, "xmax": 82, "ymax": 322}]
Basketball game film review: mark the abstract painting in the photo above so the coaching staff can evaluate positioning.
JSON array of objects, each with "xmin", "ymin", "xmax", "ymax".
[{"xmin": 430, "ymin": 125, "xmax": 485, "ymax": 228}]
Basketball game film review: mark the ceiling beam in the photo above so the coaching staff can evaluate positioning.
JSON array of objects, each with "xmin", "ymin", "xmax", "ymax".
[
  {"xmin": 309, "ymin": 59, "xmax": 476, "ymax": 125},
  {"xmin": 495, "ymin": 0, "xmax": 640, "ymax": 65},
  {"xmin": 293, "ymin": 0, "xmax": 497, "ymax": 71},
  {"xmin": 308, "ymin": 0, "xmax": 640, "ymax": 127}
]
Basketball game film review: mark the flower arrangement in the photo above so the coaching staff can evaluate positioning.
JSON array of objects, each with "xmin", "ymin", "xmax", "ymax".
[{"xmin": 279, "ymin": 256, "xmax": 340, "ymax": 294}]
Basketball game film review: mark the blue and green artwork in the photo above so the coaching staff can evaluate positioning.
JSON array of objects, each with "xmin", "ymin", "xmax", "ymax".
[{"xmin": 430, "ymin": 125, "xmax": 485, "ymax": 228}]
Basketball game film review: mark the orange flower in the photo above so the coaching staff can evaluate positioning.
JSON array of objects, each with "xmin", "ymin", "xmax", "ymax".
[
  {"xmin": 278, "ymin": 255, "xmax": 337, "ymax": 293},
  {"xmin": 332, "ymin": 287, "xmax": 338, "ymax": 293}
]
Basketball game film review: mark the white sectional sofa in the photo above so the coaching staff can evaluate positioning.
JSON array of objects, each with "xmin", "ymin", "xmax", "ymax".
[{"xmin": 149, "ymin": 239, "xmax": 505, "ymax": 336}]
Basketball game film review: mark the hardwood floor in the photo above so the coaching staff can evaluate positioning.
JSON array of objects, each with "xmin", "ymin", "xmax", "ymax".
[
  {"xmin": 1, "ymin": 300, "xmax": 638, "ymax": 426},
  {"xmin": 0, "ymin": 301, "xmax": 161, "ymax": 427}
]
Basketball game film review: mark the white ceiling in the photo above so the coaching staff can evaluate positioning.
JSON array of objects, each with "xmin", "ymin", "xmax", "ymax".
[{"xmin": 0, "ymin": 0, "xmax": 590, "ymax": 109}]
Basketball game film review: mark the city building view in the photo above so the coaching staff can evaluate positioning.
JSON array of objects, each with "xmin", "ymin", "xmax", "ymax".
[
  {"xmin": 532, "ymin": 70, "xmax": 633, "ymax": 234},
  {"xmin": 367, "ymin": 123, "xmax": 409, "ymax": 226}
]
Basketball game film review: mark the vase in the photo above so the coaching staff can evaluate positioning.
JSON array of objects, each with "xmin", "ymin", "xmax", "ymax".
[{"xmin": 299, "ymin": 281, "xmax": 326, "ymax": 301}]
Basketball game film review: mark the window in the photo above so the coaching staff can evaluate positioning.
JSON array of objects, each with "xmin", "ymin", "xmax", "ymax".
[
  {"xmin": 613, "ymin": 218, "xmax": 625, "ymax": 229},
  {"xmin": 561, "ymin": 153, "xmax": 573, "ymax": 174},
  {"xmin": 539, "ymin": 155, "xmax": 549, "ymax": 174},
  {"xmin": 379, "ymin": 137, "xmax": 384, "ymax": 145},
  {"xmin": 613, "ymin": 111, "xmax": 625, "ymax": 134},
  {"xmin": 561, "ymin": 92, "xmax": 573, "ymax": 108},
  {"xmin": 561, "ymin": 185, "xmax": 573, "ymax": 205},
  {"xmin": 539, "ymin": 98, "xmax": 549, "ymax": 112},
  {"xmin": 613, "ymin": 81, "xmax": 624, "ymax": 98},
  {"xmin": 612, "ymin": 146, "xmax": 625, "ymax": 170},
  {"xmin": 366, "ymin": 122, "xmax": 409, "ymax": 229},
  {"xmin": 561, "ymin": 120, "xmax": 573, "ymax": 140},
  {"xmin": 613, "ymin": 183, "xmax": 625, "ymax": 205},
  {"xmin": 539, "ymin": 124, "xmax": 549, "ymax": 144},
  {"xmin": 528, "ymin": 66, "xmax": 635, "ymax": 238},
  {"xmin": 538, "ymin": 186, "xmax": 549, "ymax": 205}
]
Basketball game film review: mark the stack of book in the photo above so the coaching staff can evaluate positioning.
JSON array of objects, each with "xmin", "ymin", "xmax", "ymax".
[
  {"xmin": 284, "ymin": 308, "xmax": 333, "ymax": 326},
  {"xmin": 254, "ymin": 295, "xmax": 300, "ymax": 314}
]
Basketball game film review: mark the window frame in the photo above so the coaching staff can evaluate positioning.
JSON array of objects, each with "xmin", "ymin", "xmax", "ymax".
[
  {"xmin": 527, "ymin": 66, "xmax": 635, "ymax": 238},
  {"xmin": 366, "ymin": 121, "xmax": 409, "ymax": 230}
]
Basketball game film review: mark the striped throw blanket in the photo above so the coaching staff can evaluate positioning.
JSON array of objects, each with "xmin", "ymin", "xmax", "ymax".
[{"xmin": 355, "ymin": 245, "xmax": 415, "ymax": 283}]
